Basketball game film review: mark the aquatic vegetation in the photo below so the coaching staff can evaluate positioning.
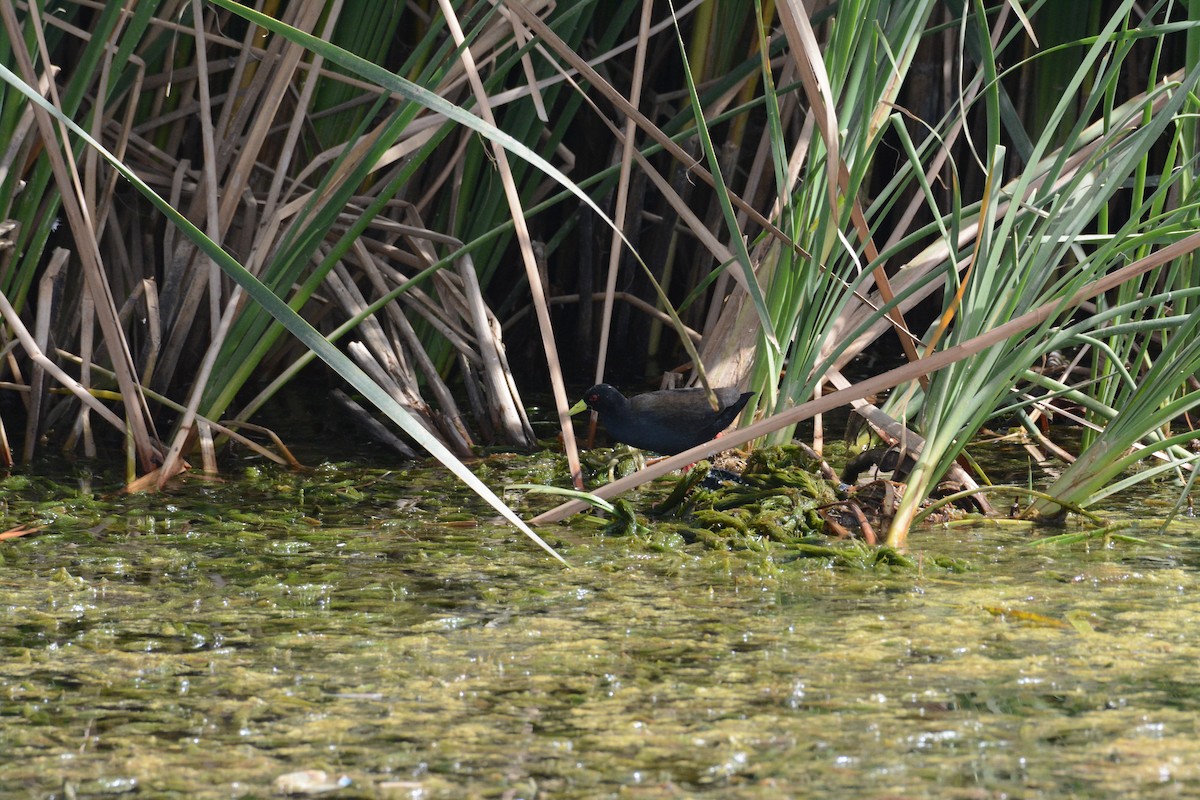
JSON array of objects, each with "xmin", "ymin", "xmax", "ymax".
[{"xmin": 0, "ymin": 456, "xmax": 1197, "ymax": 798}]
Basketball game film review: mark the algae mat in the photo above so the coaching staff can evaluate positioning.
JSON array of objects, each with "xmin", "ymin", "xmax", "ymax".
[{"xmin": 0, "ymin": 459, "xmax": 1198, "ymax": 798}]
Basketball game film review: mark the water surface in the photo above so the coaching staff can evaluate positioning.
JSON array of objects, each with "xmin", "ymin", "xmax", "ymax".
[{"xmin": 1, "ymin": 458, "xmax": 1198, "ymax": 798}]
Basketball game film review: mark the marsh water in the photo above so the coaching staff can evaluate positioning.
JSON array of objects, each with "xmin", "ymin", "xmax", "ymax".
[{"xmin": 2, "ymin": 451, "xmax": 1199, "ymax": 799}]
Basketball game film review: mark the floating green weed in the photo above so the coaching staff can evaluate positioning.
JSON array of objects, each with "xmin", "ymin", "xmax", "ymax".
[{"xmin": 650, "ymin": 446, "xmax": 836, "ymax": 550}]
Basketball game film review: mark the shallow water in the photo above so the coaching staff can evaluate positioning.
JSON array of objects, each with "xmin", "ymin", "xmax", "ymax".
[{"xmin": 1, "ymin": 456, "xmax": 1199, "ymax": 798}]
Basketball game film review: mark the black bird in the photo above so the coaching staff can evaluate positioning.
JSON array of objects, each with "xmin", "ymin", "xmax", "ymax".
[{"xmin": 570, "ymin": 383, "xmax": 754, "ymax": 455}]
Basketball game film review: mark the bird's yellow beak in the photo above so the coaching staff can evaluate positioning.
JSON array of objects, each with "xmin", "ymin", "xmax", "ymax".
[{"xmin": 568, "ymin": 399, "xmax": 589, "ymax": 415}]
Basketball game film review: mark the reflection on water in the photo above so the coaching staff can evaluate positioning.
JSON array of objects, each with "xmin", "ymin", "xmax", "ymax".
[{"xmin": 1, "ymin": 459, "xmax": 1198, "ymax": 798}]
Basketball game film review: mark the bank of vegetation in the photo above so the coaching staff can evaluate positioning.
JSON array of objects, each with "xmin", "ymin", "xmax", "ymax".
[{"xmin": 1, "ymin": 0, "xmax": 1198, "ymax": 552}]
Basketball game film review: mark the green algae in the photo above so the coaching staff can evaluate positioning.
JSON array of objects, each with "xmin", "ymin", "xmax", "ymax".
[
  {"xmin": 588, "ymin": 445, "xmax": 842, "ymax": 555},
  {"xmin": 0, "ymin": 455, "xmax": 1199, "ymax": 797}
]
